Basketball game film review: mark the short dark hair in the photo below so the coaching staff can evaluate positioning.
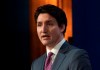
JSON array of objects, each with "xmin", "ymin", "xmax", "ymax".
[{"xmin": 34, "ymin": 4, "xmax": 67, "ymax": 35}]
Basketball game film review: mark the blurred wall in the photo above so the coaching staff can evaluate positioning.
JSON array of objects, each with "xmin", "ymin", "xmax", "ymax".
[
  {"xmin": 72, "ymin": 0, "xmax": 100, "ymax": 70},
  {"xmin": 4, "ymin": 0, "xmax": 30, "ymax": 70}
]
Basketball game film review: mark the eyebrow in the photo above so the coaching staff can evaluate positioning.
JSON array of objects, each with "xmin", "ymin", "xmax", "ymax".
[
  {"xmin": 46, "ymin": 20, "xmax": 53, "ymax": 23},
  {"xmin": 37, "ymin": 19, "xmax": 54, "ymax": 23}
]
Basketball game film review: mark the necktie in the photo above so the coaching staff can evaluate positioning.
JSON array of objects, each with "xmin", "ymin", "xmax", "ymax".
[{"xmin": 44, "ymin": 52, "xmax": 53, "ymax": 70}]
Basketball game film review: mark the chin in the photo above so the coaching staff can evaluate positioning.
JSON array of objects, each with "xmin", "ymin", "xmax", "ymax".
[
  {"xmin": 42, "ymin": 41, "xmax": 50, "ymax": 46},
  {"xmin": 42, "ymin": 43, "xmax": 49, "ymax": 46}
]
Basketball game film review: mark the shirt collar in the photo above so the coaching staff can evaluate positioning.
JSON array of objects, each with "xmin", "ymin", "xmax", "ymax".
[{"xmin": 46, "ymin": 38, "xmax": 66, "ymax": 56}]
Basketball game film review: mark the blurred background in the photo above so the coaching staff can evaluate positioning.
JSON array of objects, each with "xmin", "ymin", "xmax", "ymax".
[{"xmin": 3, "ymin": 0, "xmax": 100, "ymax": 70}]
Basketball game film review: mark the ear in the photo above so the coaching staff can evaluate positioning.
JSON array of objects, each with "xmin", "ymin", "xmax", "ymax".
[{"xmin": 60, "ymin": 24, "xmax": 65, "ymax": 33}]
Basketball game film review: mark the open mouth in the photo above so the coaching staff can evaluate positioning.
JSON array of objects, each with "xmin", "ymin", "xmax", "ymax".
[{"xmin": 42, "ymin": 35, "xmax": 50, "ymax": 39}]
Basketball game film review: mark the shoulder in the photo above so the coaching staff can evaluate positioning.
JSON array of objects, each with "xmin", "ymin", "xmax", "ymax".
[
  {"xmin": 31, "ymin": 53, "xmax": 46, "ymax": 69},
  {"xmin": 32, "ymin": 53, "xmax": 46, "ymax": 64},
  {"xmin": 70, "ymin": 49, "xmax": 92, "ymax": 70},
  {"xmin": 65, "ymin": 45, "xmax": 89, "ymax": 59},
  {"xmin": 62, "ymin": 44, "xmax": 90, "ymax": 63},
  {"xmin": 60, "ymin": 41, "xmax": 88, "ymax": 58},
  {"xmin": 65, "ymin": 46, "xmax": 92, "ymax": 70}
]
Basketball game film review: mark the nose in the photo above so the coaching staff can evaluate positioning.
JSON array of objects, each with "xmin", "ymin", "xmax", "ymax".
[{"xmin": 42, "ymin": 24, "xmax": 48, "ymax": 33}]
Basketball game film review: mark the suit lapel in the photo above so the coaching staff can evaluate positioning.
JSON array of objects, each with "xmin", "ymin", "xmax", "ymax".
[
  {"xmin": 40, "ymin": 53, "xmax": 47, "ymax": 70},
  {"xmin": 52, "ymin": 41, "xmax": 70, "ymax": 70},
  {"xmin": 51, "ymin": 53, "xmax": 65, "ymax": 70}
]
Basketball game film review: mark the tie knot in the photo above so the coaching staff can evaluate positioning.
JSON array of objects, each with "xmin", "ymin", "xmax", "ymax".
[{"xmin": 48, "ymin": 52, "xmax": 53, "ymax": 57}]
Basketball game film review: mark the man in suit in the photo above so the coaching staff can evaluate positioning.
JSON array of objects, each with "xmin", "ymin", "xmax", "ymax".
[{"xmin": 31, "ymin": 4, "xmax": 92, "ymax": 70}]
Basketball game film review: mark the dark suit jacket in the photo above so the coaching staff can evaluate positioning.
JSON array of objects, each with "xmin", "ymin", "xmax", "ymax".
[{"xmin": 31, "ymin": 41, "xmax": 92, "ymax": 70}]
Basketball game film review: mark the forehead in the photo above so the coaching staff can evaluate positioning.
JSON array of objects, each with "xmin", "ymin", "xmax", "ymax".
[{"xmin": 37, "ymin": 13, "xmax": 56, "ymax": 22}]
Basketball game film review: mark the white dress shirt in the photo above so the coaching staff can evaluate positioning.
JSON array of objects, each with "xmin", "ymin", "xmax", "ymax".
[{"xmin": 46, "ymin": 38, "xmax": 66, "ymax": 63}]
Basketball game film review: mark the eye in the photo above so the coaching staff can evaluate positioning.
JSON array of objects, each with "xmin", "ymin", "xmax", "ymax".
[
  {"xmin": 37, "ymin": 22, "xmax": 42, "ymax": 27},
  {"xmin": 47, "ymin": 21, "xmax": 54, "ymax": 26},
  {"xmin": 48, "ymin": 23, "xmax": 53, "ymax": 26}
]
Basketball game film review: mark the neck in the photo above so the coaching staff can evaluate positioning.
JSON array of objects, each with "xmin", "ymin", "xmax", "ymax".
[{"xmin": 46, "ymin": 35, "xmax": 64, "ymax": 50}]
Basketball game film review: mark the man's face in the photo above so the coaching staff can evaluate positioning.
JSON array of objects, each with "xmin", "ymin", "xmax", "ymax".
[{"xmin": 37, "ymin": 13, "xmax": 64, "ymax": 47}]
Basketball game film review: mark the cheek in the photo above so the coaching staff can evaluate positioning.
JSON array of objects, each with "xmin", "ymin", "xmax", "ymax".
[
  {"xmin": 37, "ymin": 29, "xmax": 41, "ymax": 37},
  {"xmin": 50, "ymin": 28, "xmax": 60, "ymax": 36}
]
